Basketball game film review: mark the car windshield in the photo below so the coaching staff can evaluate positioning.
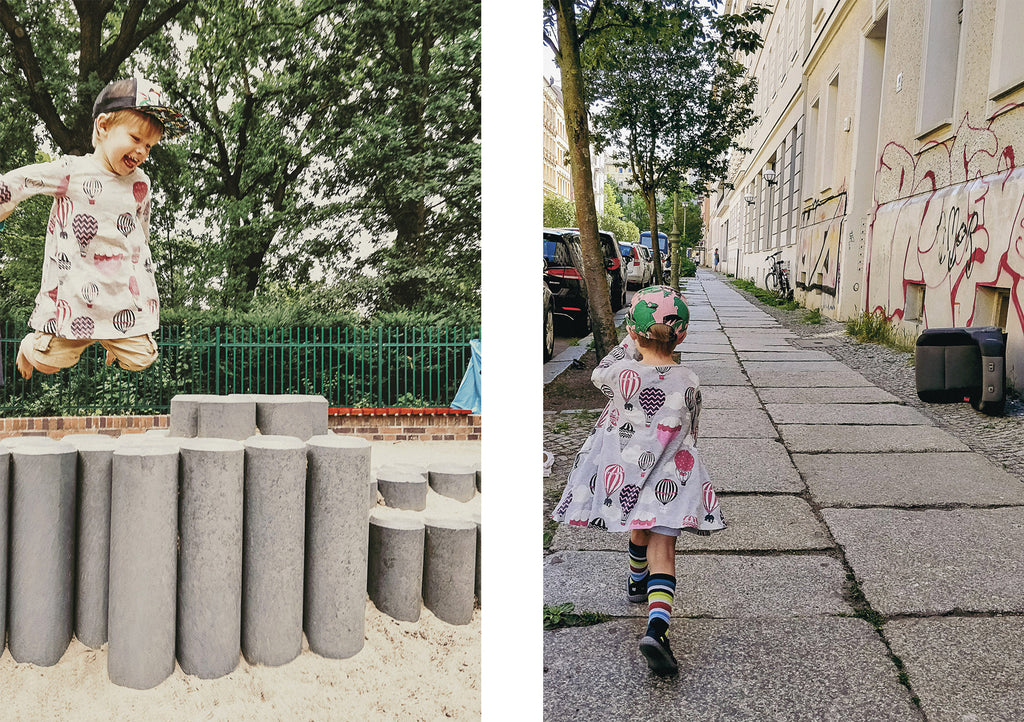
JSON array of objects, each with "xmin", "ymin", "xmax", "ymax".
[
  {"xmin": 543, "ymin": 239, "xmax": 558, "ymax": 262},
  {"xmin": 619, "ymin": 244, "xmax": 632, "ymax": 257}
]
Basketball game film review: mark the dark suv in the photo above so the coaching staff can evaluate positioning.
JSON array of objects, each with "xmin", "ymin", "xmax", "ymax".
[
  {"xmin": 555, "ymin": 228, "xmax": 628, "ymax": 311},
  {"xmin": 543, "ymin": 228, "xmax": 591, "ymax": 333}
]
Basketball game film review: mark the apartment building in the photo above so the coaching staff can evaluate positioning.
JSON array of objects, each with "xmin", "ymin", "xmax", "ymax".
[
  {"xmin": 711, "ymin": 0, "xmax": 1024, "ymax": 389},
  {"xmin": 543, "ymin": 76, "xmax": 606, "ymax": 215}
]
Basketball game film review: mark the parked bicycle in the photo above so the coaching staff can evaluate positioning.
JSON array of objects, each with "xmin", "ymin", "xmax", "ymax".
[{"xmin": 765, "ymin": 250, "xmax": 793, "ymax": 301}]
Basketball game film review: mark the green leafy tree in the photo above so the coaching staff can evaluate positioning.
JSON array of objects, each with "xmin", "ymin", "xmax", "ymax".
[
  {"xmin": 543, "ymin": 0, "xmax": 619, "ymax": 357},
  {"xmin": 598, "ymin": 179, "xmax": 638, "ymax": 244},
  {"xmin": 584, "ymin": 1, "xmax": 768, "ymax": 285},
  {"xmin": 543, "ymin": 193, "xmax": 577, "ymax": 228},
  {"xmin": 318, "ymin": 0, "xmax": 481, "ymax": 317},
  {"xmin": 0, "ymin": 1, "xmax": 195, "ymax": 156}
]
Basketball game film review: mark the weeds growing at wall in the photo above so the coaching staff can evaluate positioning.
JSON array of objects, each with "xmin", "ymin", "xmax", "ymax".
[
  {"xmin": 845, "ymin": 311, "xmax": 916, "ymax": 353},
  {"xmin": 730, "ymin": 278, "xmax": 800, "ymax": 310}
]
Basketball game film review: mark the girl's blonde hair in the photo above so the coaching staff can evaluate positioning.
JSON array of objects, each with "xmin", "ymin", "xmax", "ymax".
[{"xmin": 635, "ymin": 323, "xmax": 678, "ymax": 357}]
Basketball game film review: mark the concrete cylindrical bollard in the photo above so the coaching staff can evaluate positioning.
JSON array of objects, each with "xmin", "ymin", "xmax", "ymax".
[
  {"xmin": 368, "ymin": 509, "xmax": 425, "ymax": 622},
  {"xmin": 8, "ymin": 440, "xmax": 77, "ymax": 665},
  {"xmin": 62, "ymin": 433, "xmax": 117, "ymax": 649},
  {"xmin": 242, "ymin": 435, "xmax": 307, "ymax": 666},
  {"xmin": 168, "ymin": 394, "xmax": 212, "ymax": 438},
  {"xmin": 255, "ymin": 396, "xmax": 314, "ymax": 440},
  {"xmin": 196, "ymin": 396, "xmax": 256, "ymax": 440},
  {"xmin": 471, "ymin": 511, "xmax": 481, "ymax": 602},
  {"xmin": 376, "ymin": 468, "xmax": 428, "ymax": 511},
  {"xmin": 177, "ymin": 438, "xmax": 245, "ymax": 678},
  {"xmin": 107, "ymin": 445, "xmax": 179, "ymax": 689},
  {"xmin": 305, "ymin": 395, "xmax": 330, "ymax": 436},
  {"xmin": 0, "ymin": 447, "xmax": 9, "ymax": 647},
  {"xmin": 304, "ymin": 435, "xmax": 371, "ymax": 659},
  {"xmin": 423, "ymin": 516, "xmax": 477, "ymax": 625},
  {"xmin": 428, "ymin": 463, "xmax": 477, "ymax": 503}
]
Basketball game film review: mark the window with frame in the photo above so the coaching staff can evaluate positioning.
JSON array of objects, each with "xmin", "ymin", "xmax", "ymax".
[
  {"xmin": 989, "ymin": 0, "xmax": 1024, "ymax": 100},
  {"xmin": 918, "ymin": 0, "xmax": 963, "ymax": 136}
]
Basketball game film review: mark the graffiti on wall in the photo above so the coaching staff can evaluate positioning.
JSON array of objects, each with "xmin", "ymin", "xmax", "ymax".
[
  {"xmin": 868, "ymin": 109, "xmax": 1024, "ymax": 332},
  {"xmin": 797, "ymin": 191, "xmax": 847, "ymax": 295}
]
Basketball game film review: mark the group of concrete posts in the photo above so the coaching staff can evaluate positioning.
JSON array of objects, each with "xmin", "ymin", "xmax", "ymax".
[
  {"xmin": 0, "ymin": 393, "xmax": 374, "ymax": 690},
  {"xmin": 168, "ymin": 393, "xmax": 329, "ymax": 441},
  {"xmin": 368, "ymin": 462, "xmax": 481, "ymax": 625}
]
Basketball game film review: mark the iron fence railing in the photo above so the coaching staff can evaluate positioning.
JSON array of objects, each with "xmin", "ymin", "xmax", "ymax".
[{"xmin": 0, "ymin": 322, "xmax": 480, "ymax": 416}]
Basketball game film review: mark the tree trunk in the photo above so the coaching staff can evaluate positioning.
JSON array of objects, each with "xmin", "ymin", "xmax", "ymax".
[
  {"xmin": 644, "ymin": 186, "xmax": 663, "ymax": 285},
  {"xmin": 553, "ymin": 0, "xmax": 616, "ymax": 358}
]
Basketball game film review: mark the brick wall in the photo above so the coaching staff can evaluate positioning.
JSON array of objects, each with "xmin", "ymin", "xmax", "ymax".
[
  {"xmin": 328, "ymin": 408, "xmax": 481, "ymax": 442},
  {"xmin": 0, "ymin": 409, "xmax": 481, "ymax": 442}
]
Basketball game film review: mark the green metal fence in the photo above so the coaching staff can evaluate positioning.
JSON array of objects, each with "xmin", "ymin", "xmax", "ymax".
[{"xmin": 0, "ymin": 322, "xmax": 480, "ymax": 416}]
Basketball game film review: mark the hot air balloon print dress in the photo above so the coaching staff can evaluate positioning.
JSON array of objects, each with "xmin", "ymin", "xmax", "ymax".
[
  {"xmin": 0, "ymin": 154, "xmax": 159, "ymax": 339},
  {"xmin": 551, "ymin": 336, "xmax": 725, "ymax": 535}
]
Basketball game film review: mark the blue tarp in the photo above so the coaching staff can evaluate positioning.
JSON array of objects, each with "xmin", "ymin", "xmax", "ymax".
[{"xmin": 450, "ymin": 338, "xmax": 481, "ymax": 414}]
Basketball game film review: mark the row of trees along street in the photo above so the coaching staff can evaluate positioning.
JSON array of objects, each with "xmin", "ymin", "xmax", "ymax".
[
  {"xmin": 543, "ymin": 0, "xmax": 768, "ymax": 357},
  {"xmin": 0, "ymin": 0, "xmax": 480, "ymax": 327}
]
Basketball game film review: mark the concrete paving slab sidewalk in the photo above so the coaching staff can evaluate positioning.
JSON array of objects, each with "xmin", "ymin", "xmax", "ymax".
[
  {"xmin": 701, "ymin": 408, "xmax": 778, "ymax": 438},
  {"xmin": 699, "ymin": 385, "xmax": 761, "ymax": 409},
  {"xmin": 765, "ymin": 402, "xmax": 932, "ymax": 425},
  {"xmin": 886, "ymin": 617, "xmax": 1024, "ymax": 722},
  {"xmin": 544, "ymin": 270, "xmax": 1024, "ymax": 717},
  {"xmin": 550, "ymin": 496, "xmax": 833, "ymax": 552},
  {"xmin": 746, "ymin": 368, "xmax": 876, "ymax": 387},
  {"xmin": 737, "ymin": 350, "xmax": 838, "ymax": 361},
  {"xmin": 795, "ymin": 452, "xmax": 1024, "ymax": 506},
  {"xmin": 778, "ymin": 424, "xmax": 971, "ymax": 452},
  {"xmin": 680, "ymin": 360, "xmax": 750, "ymax": 386},
  {"xmin": 822, "ymin": 507, "xmax": 1024, "ymax": 615},
  {"xmin": 699, "ymin": 438, "xmax": 804, "ymax": 492},
  {"xmin": 758, "ymin": 386, "xmax": 901, "ymax": 404},
  {"xmin": 544, "ymin": 551, "xmax": 851, "ymax": 617},
  {"xmin": 544, "ymin": 618, "xmax": 920, "ymax": 722}
]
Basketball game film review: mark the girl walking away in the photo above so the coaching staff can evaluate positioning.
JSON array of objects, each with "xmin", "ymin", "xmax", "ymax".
[{"xmin": 551, "ymin": 285, "xmax": 725, "ymax": 675}]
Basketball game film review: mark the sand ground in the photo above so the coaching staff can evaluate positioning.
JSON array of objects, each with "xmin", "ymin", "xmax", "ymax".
[{"xmin": 0, "ymin": 439, "xmax": 482, "ymax": 721}]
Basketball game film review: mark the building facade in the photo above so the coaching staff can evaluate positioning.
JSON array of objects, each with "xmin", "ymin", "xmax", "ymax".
[
  {"xmin": 543, "ymin": 77, "xmax": 574, "ymax": 202},
  {"xmin": 711, "ymin": 0, "xmax": 1024, "ymax": 390},
  {"xmin": 543, "ymin": 76, "xmax": 607, "ymax": 216}
]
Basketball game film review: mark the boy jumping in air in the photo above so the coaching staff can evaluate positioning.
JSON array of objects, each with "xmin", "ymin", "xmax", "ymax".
[{"xmin": 0, "ymin": 77, "xmax": 188, "ymax": 379}]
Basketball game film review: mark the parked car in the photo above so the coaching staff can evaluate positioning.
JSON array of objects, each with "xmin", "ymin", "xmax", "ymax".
[
  {"xmin": 543, "ymin": 280, "xmax": 555, "ymax": 361},
  {"xmin": 554, "ymin": 227, "xmax": 628, "ymax": 311},
  {"xmin": 543, "ymin": 228, "xmax": 591, "ymax": 334},
  {"xmin": 639, "ymin": 231, "xmax": 671, "ymax": 278},
  {"xmin": 620, "ymin": 242, "xmax": 654, "ymax": 290}
]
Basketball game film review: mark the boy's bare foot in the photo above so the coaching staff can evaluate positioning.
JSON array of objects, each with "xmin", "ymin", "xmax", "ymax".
[
  {"xmin": 16, "ymin": 349, "xmax": 60, "ymax": 379},
  {"xmin": 16, "ymin": 349, "xmax": 33, "ymax": 379}
]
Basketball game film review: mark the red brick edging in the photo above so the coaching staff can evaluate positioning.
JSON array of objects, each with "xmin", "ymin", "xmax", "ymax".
[{"xmin": 0, "ymin": 408, "xmax": 481, "ymax": 443}]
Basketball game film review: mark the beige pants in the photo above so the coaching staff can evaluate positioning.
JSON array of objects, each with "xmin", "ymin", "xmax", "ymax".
[{"xmin": 20, "ymin": 332, "xmax": 158, "ymax": 372}]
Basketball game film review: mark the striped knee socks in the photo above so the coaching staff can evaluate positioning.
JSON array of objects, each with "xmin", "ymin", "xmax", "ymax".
[
  {"xmin": 628, "ymin": 540, "xmax": 648, "ymax": 583},
  {"xmin": 646, "ymin": 573, "xmax": 676, "ymax": 638}
]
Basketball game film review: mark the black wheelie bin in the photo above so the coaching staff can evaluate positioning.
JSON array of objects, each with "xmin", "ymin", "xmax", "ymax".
[{"xmin": 915, "ymin": 326, "xmax": 1006, "ymax": 416}]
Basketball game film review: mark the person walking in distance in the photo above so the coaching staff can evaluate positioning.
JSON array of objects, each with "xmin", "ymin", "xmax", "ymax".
[
  {"xmin": 713, "ymin": 247, "xmax": 720, "ymax": 272},
  {"xmin": 551, "ymin": 285, "xmax": 726, "ymax": 674}
]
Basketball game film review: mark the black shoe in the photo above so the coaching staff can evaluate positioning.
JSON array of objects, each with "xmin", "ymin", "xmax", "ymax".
[
  {"xmin": 639, "ymin": 633, "xmax": 678, "ymax": 675},
  {"xmin": 627, "ymin": 574, "xmax": 648, "ymax": 603}
]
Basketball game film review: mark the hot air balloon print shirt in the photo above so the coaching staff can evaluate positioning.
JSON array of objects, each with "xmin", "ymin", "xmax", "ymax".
[
  {"xmin": 551, "ymin": 336, "xmax": 725, "ymax": 535},
  {"xmin": 0, "ymin": 154, "xmax": 159, "ymax": 339}
]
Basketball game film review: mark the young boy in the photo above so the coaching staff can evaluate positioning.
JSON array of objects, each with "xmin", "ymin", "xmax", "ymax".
[{"xmin": 0, "ymin": 77, "xmax": 188, "ymax": 379}]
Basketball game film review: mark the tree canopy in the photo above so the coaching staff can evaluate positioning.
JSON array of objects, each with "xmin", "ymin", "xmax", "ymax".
[{"xmin": 583, "ymin": 0, "xmax": 768, "ymax": 282}]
